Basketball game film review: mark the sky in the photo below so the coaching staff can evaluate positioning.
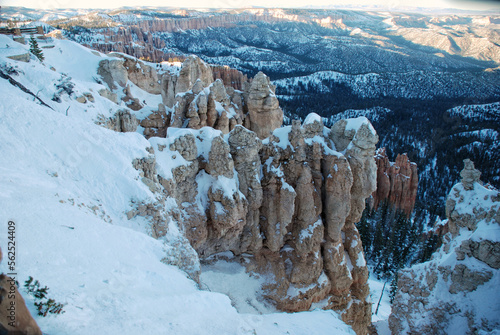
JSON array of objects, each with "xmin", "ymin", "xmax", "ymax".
[{"xmin": 1, "ymin": 0, "xmax": 499, "ymax": 11}]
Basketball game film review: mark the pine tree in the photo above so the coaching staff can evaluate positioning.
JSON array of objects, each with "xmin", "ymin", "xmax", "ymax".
[
  {"xmin": 357, "ymin": 207, "xmax": 372, "ymax": 259},
  {"xmin": 389, "ymin": 270, "xmax": 399, "ymax": 303},
  {"xmin": 29, "ymin": 35, "xmax": 44, "ymax": 62}
]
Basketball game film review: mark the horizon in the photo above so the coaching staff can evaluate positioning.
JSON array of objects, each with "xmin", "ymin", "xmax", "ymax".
[{"xmin": 1, "ymin": 0, "xmax": 500, "ymax": 12}]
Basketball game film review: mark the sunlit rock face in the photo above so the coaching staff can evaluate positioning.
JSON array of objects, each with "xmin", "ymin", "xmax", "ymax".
[{"xmin": 389, "ymin": 160, "xmax": 500, "ymax": 335}]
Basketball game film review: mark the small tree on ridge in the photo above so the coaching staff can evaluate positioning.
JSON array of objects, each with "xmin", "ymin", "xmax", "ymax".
[{"xmin": 29, "ymin": 35, "xmax": 44, "ymax": 62}]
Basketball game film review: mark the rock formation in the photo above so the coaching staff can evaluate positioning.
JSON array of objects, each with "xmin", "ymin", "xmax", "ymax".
[
  {"xmin": 244, "ymin": 72, "xmax": 284, "ymax": 139},
  {"xmin": 211, "ymin": 65, "xmax": 249, "ymax": 90},
  {"xmin": 138, "ymin": 114, "xmax": 378, "ymax": 335},
  {"xmin": 140, "ymin": 104, "xmax": 170, "ymax": 138},
  {"xmin": 389, "ymin": 160, "xmax": 500, "ymax": 334},
  {"xmin": 97, "ymin": 109, "xmax": 138, "ymax": 133},
  {"xmin": 97, "ymin": 53, "xmax": 376, "ymax": 334},
  {"xmin": 80, "ymin": 12, "xmax": 285, "ymax": 62},
  {"xmin": 98, "ymin": 55, "xmax": 283, "ymax": 139},
  {"xmin": 108, "ymin": 53, "xmax": 162, "ymax": 95},
  {"xmin": 371, "ymin": 148, "xmax": 418, "ymax": 216},
  {"xmin": 97, "ymin": 58, "xmax": 128, "ymax": 90},
  {"xmin": 0, "ymin": 247, "xmax": 43, "ymax": 335},
  {"xmin": 459, "ymin": 158, "xmax": 482, "ymax": 191}
]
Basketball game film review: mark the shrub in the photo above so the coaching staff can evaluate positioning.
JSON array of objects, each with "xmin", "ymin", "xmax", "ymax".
[{"xmin": 24, "ymin": 276, "xmax": 65, "ymax": 317}]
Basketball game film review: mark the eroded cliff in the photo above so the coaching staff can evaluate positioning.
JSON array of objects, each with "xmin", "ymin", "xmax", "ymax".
[
  {"xmin": 371, "ymin": 148, "xmax": 418, "ymax": 216},
  {"xmin": 389, "ymin": 159, "xmax": 500, "ymax": 334},
  {"xmin": 98, "ymin": 55, "xmax": 378, "ymax": 335}
]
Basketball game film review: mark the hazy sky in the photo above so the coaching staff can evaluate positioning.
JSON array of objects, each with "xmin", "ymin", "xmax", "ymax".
[{"xmin": 1, "ymin": 0, "xmax": 499, "ymax": 11}]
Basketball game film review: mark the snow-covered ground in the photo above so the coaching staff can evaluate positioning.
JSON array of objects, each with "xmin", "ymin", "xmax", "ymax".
[
  {"xmin": 368, "ymin": 275, "xmax": 392, "ymax": 335},
  {"xmin": 0, "ymin": 34, "xmax": 356, "ymax": 334},
  {"xmin": 200, "ymin": 256, "xmax": 394, "ymax": 335}
]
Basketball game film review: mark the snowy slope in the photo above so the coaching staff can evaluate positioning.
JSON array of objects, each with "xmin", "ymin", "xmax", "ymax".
[
  {"xmin": 0, "ymin": 34, "xmax": 354, "ymax": 334},
  {"xmin": 389, "ymin": 180, "xmax": 500, "ymax": 334}
]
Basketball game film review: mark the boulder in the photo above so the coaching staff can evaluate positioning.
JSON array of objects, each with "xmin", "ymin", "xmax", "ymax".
[{"xmin": 97, "ymin": 58, "xmax": 128, "ymax": 90}]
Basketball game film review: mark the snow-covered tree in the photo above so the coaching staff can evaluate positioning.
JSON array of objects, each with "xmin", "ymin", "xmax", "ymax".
[{"xmin": 29, "ymin": 35, "xmax": 44, "ymax": 62}]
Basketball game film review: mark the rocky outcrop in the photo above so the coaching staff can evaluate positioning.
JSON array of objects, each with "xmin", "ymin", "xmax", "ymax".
[
  {"xmin": 176, "ymin": 56, "xmax": 213, "ymax": 95},
  {"xmin": 0, "ymin": 247, "xmax": 42, "ymax": 335},
  {"xmin": 97, "ymin": 55, "xmax": 283, "ymax": 139},
  {"xmin": 96, "ymin": 52, "xmax": 376, "ymax": 334},
  {"xmin": 244, "ymin": 72, "xmax": 284, "ymax": 139},
  {"xmin": 97, "ymin": 58, "xmax": 128, "ymax": 90},
  {"xmin": 389, "ymin": 160, "xmax": 500, "ymax": 334},
  {"xmin": 163, "ymin": 56, "xmax": 260, "ymax": 136},
  {"xmin": 211, "ymin": 65, "xmax": 249, "ymax": 90},
  {"xmin": 144, "ymin": 114, "xmax": 378, "ymax": 335},
  {"xmin": 109, "ymin": 53, "xmax": 162, "ymax": 95},
  {"xmin": 140, "ymin": 104, "xmax": 170, "ymax": 139},
  {"xmin": 98, "ymin": 88, "xmax": 118, "ymax": 103},
  {"xmin": 459, "ymin": 158, "xmax": 482, "ymax": 191},
  {"xmin": 371, "ymin": 148, "xmax": 418, "ymax": 216},
  {"xmin": 82, "ymin": 13, "xmax": 284, "ymax": 62},
  {"xmin": 328, "ymin": 117, "xmax": 378, "ymax": 334},
  {"xmin": 98, "ymin": 109, "xmax": 138, "ymax": 133}
]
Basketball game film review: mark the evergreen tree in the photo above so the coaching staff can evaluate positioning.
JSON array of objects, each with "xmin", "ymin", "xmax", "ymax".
[
  {"xmin": 389, "ymin": 270, "xmax": 399, "ymax": 303},
  {"xmin": 29, "ymin": 35, "xmax": 44, "ymax": 62},
  {"xmin": 357, "ymin": 207, "xmax": 372, "ymax": 259}
]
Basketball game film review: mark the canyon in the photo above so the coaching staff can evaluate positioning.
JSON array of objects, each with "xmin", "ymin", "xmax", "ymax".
[
  {"xmin": 97, "ymin": 53, "xmax": 381, "ymax": 334},
  {"xmin": 1, "ymin": 9, "xmax": 498, "ymax": 333}
]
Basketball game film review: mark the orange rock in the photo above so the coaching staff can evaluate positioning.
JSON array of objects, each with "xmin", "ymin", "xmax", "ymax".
[{"xmin": 371, "ymin": 148, "xmax": 418, "ymax": 216}]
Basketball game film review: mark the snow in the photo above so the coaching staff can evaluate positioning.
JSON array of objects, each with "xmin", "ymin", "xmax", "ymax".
[
  {"xmin": 344, "ymin": 251, "xmax": 354, "ymax": 272},
  {"xmin": 195, "ymin": 171, "xmax": 214, "ymax": 211},
  {"xmin": 344, "ymin": 116, "xmax": 376, "ymax": 135},
  {"xmin": 299, "ymin": 218, "xmax": 322, "ymax": 241},
  {"xmin": 282, "ymin": 180, "xmax": 295, "ymax": 192},
  {"xmin": 449, "ymin": 182, "xmax": 498, "ymax": 216},
  {"xmin": 158, "ymin": 61, "xmax": 182, "ymax": 76},
  {"xmin": 214, "ymin": 100, "xmax": 226, "ymax": 116},
  {"xmin": 303, "ymin": 112, "xmax": 322, "ymax": 125},
  {"xmin": 212, "ymin": 175, "xmax": 244, "ymax": 200},
  {"xmin": 200, "ymin": 257, "xmax": 355, "ymax": 334},
  {"xmin": 200, "ymin": 256, "xmax": 275, "ymax": 314},
  {"xmin": 0, "ymin": 35, "xmax": 356, "ymax": 335},
  {"xmin": 0, "ymin": 38, "xmax": 28, "ymax": 58},
  {"xmin": 0, "ymin": 74, "xmax": 228, "ymax": 334},
  {"xmin": 266, "ymin": 126, "xmax": 293, "ymax": 150},
  {"xmin": 304, "ymin": 135, "xmax": 342, "ymax": 157},
  {"xmin": 127, "ymin": 80, "xmax": 163, "ymax": 107},
  {"xmin": 42, "ymin": 39, "xmax": 103, "ymax": 83},
  {"xmin": 470, "ymin": 221, "xmax": 500, "ymax": 243},
  {"xmin": 287, "ymin": 272, "xmax": 329, "ymax": 298},
  {"xmin": 166, "ymin": 126, "xmax": 222, "ymax": 161},
  {"xmin": 148, "ymin": 137, "xmax": 190, "ymax": 180},
  {"xmin": 356, "ymin": 250, "xmax": 366, "ymax": 267},
  {"xmin": 368, "ymin": 275, "xmax": 392, "ymax": 325}
]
